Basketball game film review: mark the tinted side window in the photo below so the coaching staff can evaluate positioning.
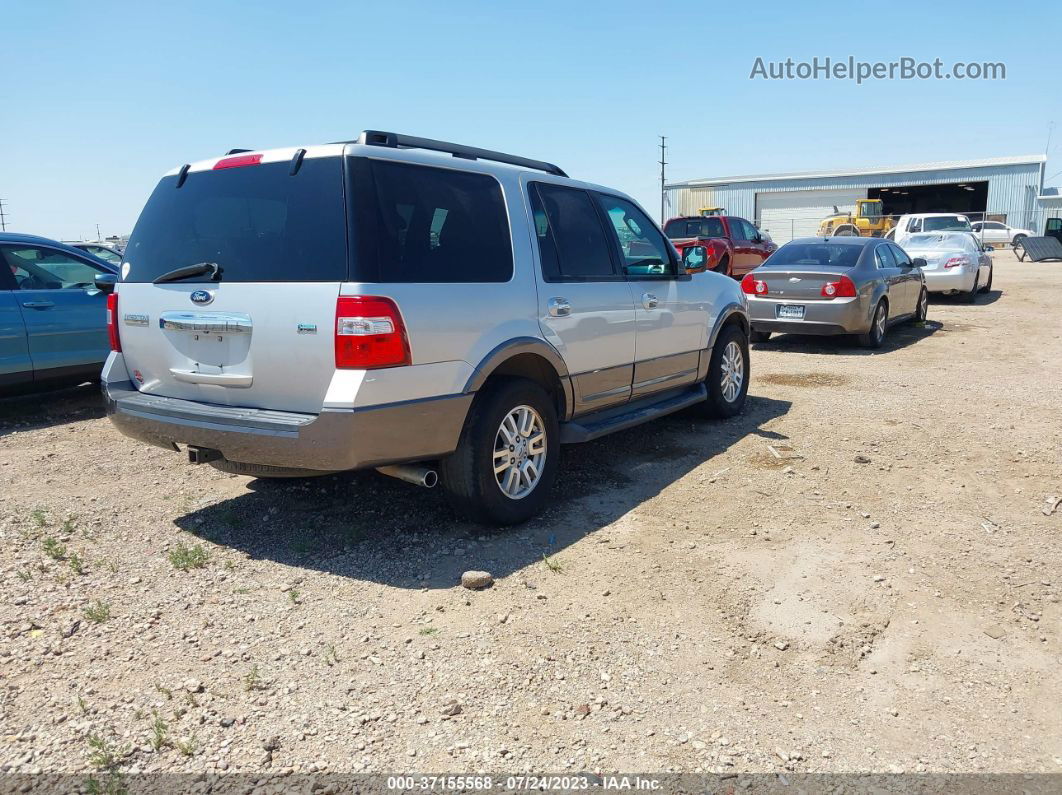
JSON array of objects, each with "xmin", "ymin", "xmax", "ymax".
[
  {"xmin": 530, "ymin": 183, "xmax": 616, "ymax": 281},
  {"xmin": 888, "ymin": 244, "xmax": 911, "ymax": 267},
  {"xmin": 874, "ymin": 245, "xmax": 897, "ymax": 269},
  {"xmin": 593, "ymin": 194, "xmax": 675, "ymax": 277},
  {"xmin": 729, "ymin": 218, "xmax": 748, "ymax": 240},
  {"xmin": 355, "ymin": 160, "xmax": 513, "ymax": 283}
]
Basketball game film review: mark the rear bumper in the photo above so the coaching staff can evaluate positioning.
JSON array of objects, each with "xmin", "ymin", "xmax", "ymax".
[
  {"xmin": 103, "ymin": 356, "xmax": 471, "ymax": 472},
  {"xmin": 923, "ymin": 269, "xmax": 975, "ymax": 293},
  {"xmin": 747, "ymin": 295, "xmax": 870, "ymax": 336}
]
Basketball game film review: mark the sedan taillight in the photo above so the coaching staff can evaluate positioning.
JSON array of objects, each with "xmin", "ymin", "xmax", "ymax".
[
  {"xmin": 821, "ymin": 275, "xmax": 858, "ymax": 298},
  {"xmin": 740, "ymin": 273, "xmax": 768, "ymax": 296}
]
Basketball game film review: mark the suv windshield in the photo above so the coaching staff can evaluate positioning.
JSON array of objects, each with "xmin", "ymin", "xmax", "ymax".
[
  {"xmin": 921, "ymin": 216, "xmax": 971, "ymax": 233},
  {"xmin": 663, "ymin": 217, "xmax": 725, "ymax": 239},
  {"xmin": 122, "ymin": 157, "xmax": 346, "ymax": 283}
]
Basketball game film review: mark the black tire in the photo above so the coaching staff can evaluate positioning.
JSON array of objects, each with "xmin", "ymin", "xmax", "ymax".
[
  {"xmin": 715, "ymin": 255, "xmax": 730, "ymax": 276},
  {"xmin": 913, "ymin": 288, "xmax": 928, "ymax": 322},
  {"xmin": 833, "ymin": 225, "xmax": 859, "ymax": 237},
  {"xmin": 750, "ymin": 329, "xmax": 772, "ymax": 344},
  {"xmin": 439, "ymin": 378, "xmax": 559, "ymax": 526},
  {"xmin": 962, "ymin": 274, "xmax": 979, "ymax": 304},
  {"xmin": 701, "ymin": 324, "xmax": 749, "ymax": 418},
  {"xmin": 979, "ymin": 266, "xmax": 993, "ymax": 293},
  {"xmin": 858, "ymin": 300, "xmax": 888, "ymax": 349}
]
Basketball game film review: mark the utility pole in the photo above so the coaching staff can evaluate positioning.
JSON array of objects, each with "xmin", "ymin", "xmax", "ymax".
[
  {"xmin": 658, "ymin": 136, "xmax": 667, "ymax": 223},
  {"xmin": 0, "ymin": 200, "xmax": 8, "ymax": 232},
  {"xmin": 96, "ymin": 223, "xmax": 102, "ymax": 241}
]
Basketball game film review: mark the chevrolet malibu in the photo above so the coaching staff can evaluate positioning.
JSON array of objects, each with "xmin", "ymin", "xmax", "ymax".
[{"xmin": 743, "ymin": 236, "xmax": 928, "ymax": 349}]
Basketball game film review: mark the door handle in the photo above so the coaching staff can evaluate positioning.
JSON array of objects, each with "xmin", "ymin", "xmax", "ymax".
[
  {"xmin": 642, "ymin": 292, "xmax": 659, "ymax": 310},
  {"xmin": 21, "ymin": 301, "xmax": 55, "ymax": 309},
  {"xmin": 547, "ymin": 297, "xmax": 571, "ymax": 317}
]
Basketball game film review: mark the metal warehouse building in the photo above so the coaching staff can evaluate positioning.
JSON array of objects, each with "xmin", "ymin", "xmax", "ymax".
[{"xmin": 665, "ymin": 155, "xmax": 1048, "ymax": 244}]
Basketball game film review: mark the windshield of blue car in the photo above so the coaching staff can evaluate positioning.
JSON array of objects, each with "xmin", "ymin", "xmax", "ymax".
[{"xmin": 921, "ymin": 216, "xmax": 971, "ymax": 233}]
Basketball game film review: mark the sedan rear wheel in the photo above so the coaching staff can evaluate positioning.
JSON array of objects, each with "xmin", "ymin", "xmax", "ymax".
[
  {"xmin": 962, "ymin": 274, "xmax": 979, "ymax": 304},
  {"xmin": 979, "ymin": 266, "xmax": 993, "ymax": 293},
  {"xmin": 914, "ymin": 288, "xmax": 928, "ymax": 322},
  {"xmin": 859, "ymin": 301, "xmax": 888, "ymax": 349}
]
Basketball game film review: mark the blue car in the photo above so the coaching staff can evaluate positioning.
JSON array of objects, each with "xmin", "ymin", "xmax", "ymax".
[{"xmin": 1, "ymin": 233, "xmax": 118, "ymax": 393}]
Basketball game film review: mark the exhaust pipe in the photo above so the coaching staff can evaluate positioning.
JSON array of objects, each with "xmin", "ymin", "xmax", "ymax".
[{"xmin": 376, "ymin": 464, "xmax": 438, "ymax": 489}]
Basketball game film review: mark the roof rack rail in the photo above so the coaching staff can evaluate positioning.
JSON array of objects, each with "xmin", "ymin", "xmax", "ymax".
[{"xmin": 355, "ymin": 130, "xmax": 567, "ymax": 178}]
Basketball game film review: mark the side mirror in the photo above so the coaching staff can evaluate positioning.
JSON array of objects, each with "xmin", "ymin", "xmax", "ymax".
[
  {"xmin": 911, "ymin": 257, "xmax": 927, "ymax": 269},
  {"xmin": 984, "ymin": 245, "xmax": 995, "ymax": 252},
  {"xmin": 682, "ymin": 245, "xmax": 708, "ymax": 274},
  {"xmin": 94, "ymin": 273, "xmax": 117, "ymax": 294},
  {"xmin": 753, "ymin": 234, "xmax": 763, "ymax": 244}
]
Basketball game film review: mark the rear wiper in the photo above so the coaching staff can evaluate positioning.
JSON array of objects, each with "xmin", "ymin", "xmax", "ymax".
[{"xmin": 152, "ymin": 262, "xmax": 222, "ymax": 284}]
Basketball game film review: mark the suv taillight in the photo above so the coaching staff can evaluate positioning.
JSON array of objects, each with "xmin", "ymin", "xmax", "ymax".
[
  {"xmin": 335, "ymin": 295, "xmax": 411, "ymax": 369},
  {"xmin": 741, "ymin": 273, "xmax": 768, "ymax": 296},
  {"xmin": 821, "ymin": 275, "xmax": 857, "ymax": 298},
  {"xmin": 106, "ymin": 293, "xmax": 121, "ymax": 352}
]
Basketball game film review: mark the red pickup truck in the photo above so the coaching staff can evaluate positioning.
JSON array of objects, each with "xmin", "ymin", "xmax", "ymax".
[{"xmin": 664, "ymin": 215, "xmax": 775, "ymax": 278}]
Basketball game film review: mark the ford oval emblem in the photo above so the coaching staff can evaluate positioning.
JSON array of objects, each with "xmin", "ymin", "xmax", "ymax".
[{"xmin": 190, "ymin": 290, "xmax": 213, "ymax": 306}]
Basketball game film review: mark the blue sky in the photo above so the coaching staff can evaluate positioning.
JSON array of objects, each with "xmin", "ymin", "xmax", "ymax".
[{"xmin": 4, "ymin": 0, "xmax": 1059, "ymax": 240}]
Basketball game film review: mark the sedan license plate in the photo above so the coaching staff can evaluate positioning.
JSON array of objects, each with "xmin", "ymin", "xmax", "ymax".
[{"xmin": 776, "ymin": 304, "xmax": 805, "ymax": 320}]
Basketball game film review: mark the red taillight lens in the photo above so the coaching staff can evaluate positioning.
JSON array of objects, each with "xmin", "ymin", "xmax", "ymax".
[
  {"xmin": 335, "ymin": 295, "xmax": 411, "ymax": 369},
  {"xmin": 821, "ymin": 275, "xmax": 857, "ymax": 298},
  {"xmin": 106, "ymin": 292, "xmax": 121, "ymax": 352},
  {"xmin": 213, "ymin": 154, "xmax": 263, "ymax": 170},
  {"xmin": 741, "ymin": 273, "xmax": 768, "ymax": 296},
  {"xmin": 943, "ymin": 256, "xmax": 968, "ymax": 269}
]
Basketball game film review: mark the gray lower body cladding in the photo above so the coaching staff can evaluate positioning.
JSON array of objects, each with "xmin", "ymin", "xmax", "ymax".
[{"xmin": 104, "ymin": 380, "xmax": 472, "ymax": 472}]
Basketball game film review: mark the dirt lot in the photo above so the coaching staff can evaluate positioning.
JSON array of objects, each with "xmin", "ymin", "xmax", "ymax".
[{"xmin": 2, "ymin": 250, "xmax": 1060, "ymax": 779}]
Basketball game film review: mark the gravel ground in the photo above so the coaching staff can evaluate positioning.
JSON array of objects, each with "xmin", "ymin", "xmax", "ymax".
[{"xmin": 1, "ymin": 250, "xmax": 1060, "ymax": 779}]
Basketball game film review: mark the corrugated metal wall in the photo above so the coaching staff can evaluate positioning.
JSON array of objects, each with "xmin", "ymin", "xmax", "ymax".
[{"xmin": 665, "ymin": 162, "xmax": 1044, "ymax": 229}]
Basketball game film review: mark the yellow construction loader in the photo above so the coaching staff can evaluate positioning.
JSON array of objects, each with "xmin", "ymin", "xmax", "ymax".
[{"xmin": 818, "ymin": 199, "xmax": 895, "ymax": 237}]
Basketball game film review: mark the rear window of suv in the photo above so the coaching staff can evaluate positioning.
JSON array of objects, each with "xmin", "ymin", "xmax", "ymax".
[
  {"xmin": 122, "ymin": 156, "xmax": 347, "ymax": 283},
  {"xmin": 349, "ymin": 159, "xmax": 513, "ymax": 283}
]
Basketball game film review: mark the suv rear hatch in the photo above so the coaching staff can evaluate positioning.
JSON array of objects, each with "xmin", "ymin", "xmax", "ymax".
[{"xmin": 116, "ymin": 150, "xmax": 347, "ymax": 414}]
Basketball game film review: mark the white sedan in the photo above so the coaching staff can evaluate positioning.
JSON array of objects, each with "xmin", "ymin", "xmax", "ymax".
[
  {"xmin": 970, "ymin": 220, "xmax": 1032, "ymax": 247},
  {"xmin": 901, "ymin": 232, "xmax": 993, "ymax": 302}
]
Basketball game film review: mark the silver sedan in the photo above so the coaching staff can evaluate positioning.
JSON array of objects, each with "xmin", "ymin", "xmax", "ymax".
[
  {"xmin": 900, "ymin": 232, "xmax": 993, "ymax": 302},
  {"xmin": 743, "ymin": 237, "xmax": 928, "ymax": 349}
]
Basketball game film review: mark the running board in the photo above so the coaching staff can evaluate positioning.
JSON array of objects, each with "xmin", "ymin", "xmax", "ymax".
[{"xmin": 559, "ymin": 384, "xmax": 707, "ymax": 444}]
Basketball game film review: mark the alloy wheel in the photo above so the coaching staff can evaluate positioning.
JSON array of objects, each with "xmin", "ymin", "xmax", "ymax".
[
  {"xmin": 493, "ymin": 405, "xmax": 547, "ymax": 500},
  {"xmin": 720, "ymin": 341, "xmax": 744, "ymax": 403}
]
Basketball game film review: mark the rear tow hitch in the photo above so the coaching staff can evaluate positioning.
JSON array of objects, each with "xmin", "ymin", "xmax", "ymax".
[{"xmin": 187, "ymin": 446, "xmax": 222, "ymax": 465}]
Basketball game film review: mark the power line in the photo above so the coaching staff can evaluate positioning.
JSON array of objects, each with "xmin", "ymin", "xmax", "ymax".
[{"xmin": 658, "ymin": 136, "xmax": 667, "ymax": 223}]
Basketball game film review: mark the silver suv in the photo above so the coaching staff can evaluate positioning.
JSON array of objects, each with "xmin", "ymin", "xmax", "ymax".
[{"xmin": 99, "ymin": 131, "xmax": 751, "ymax": 524}]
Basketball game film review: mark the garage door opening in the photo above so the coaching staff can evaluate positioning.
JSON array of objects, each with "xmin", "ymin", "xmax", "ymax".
[{"xmin": 869, "ymin": 181, "xmax": 988, "ymax": 218}]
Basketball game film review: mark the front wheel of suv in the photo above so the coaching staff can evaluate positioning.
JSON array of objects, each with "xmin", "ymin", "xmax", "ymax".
[
  {"xmin": 440, "ymin": 378, "xmax": 560, "ymax": 526},
  {"xmin": 702, "ymin": 324, "xmax": 749, "ymax": 418}
]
